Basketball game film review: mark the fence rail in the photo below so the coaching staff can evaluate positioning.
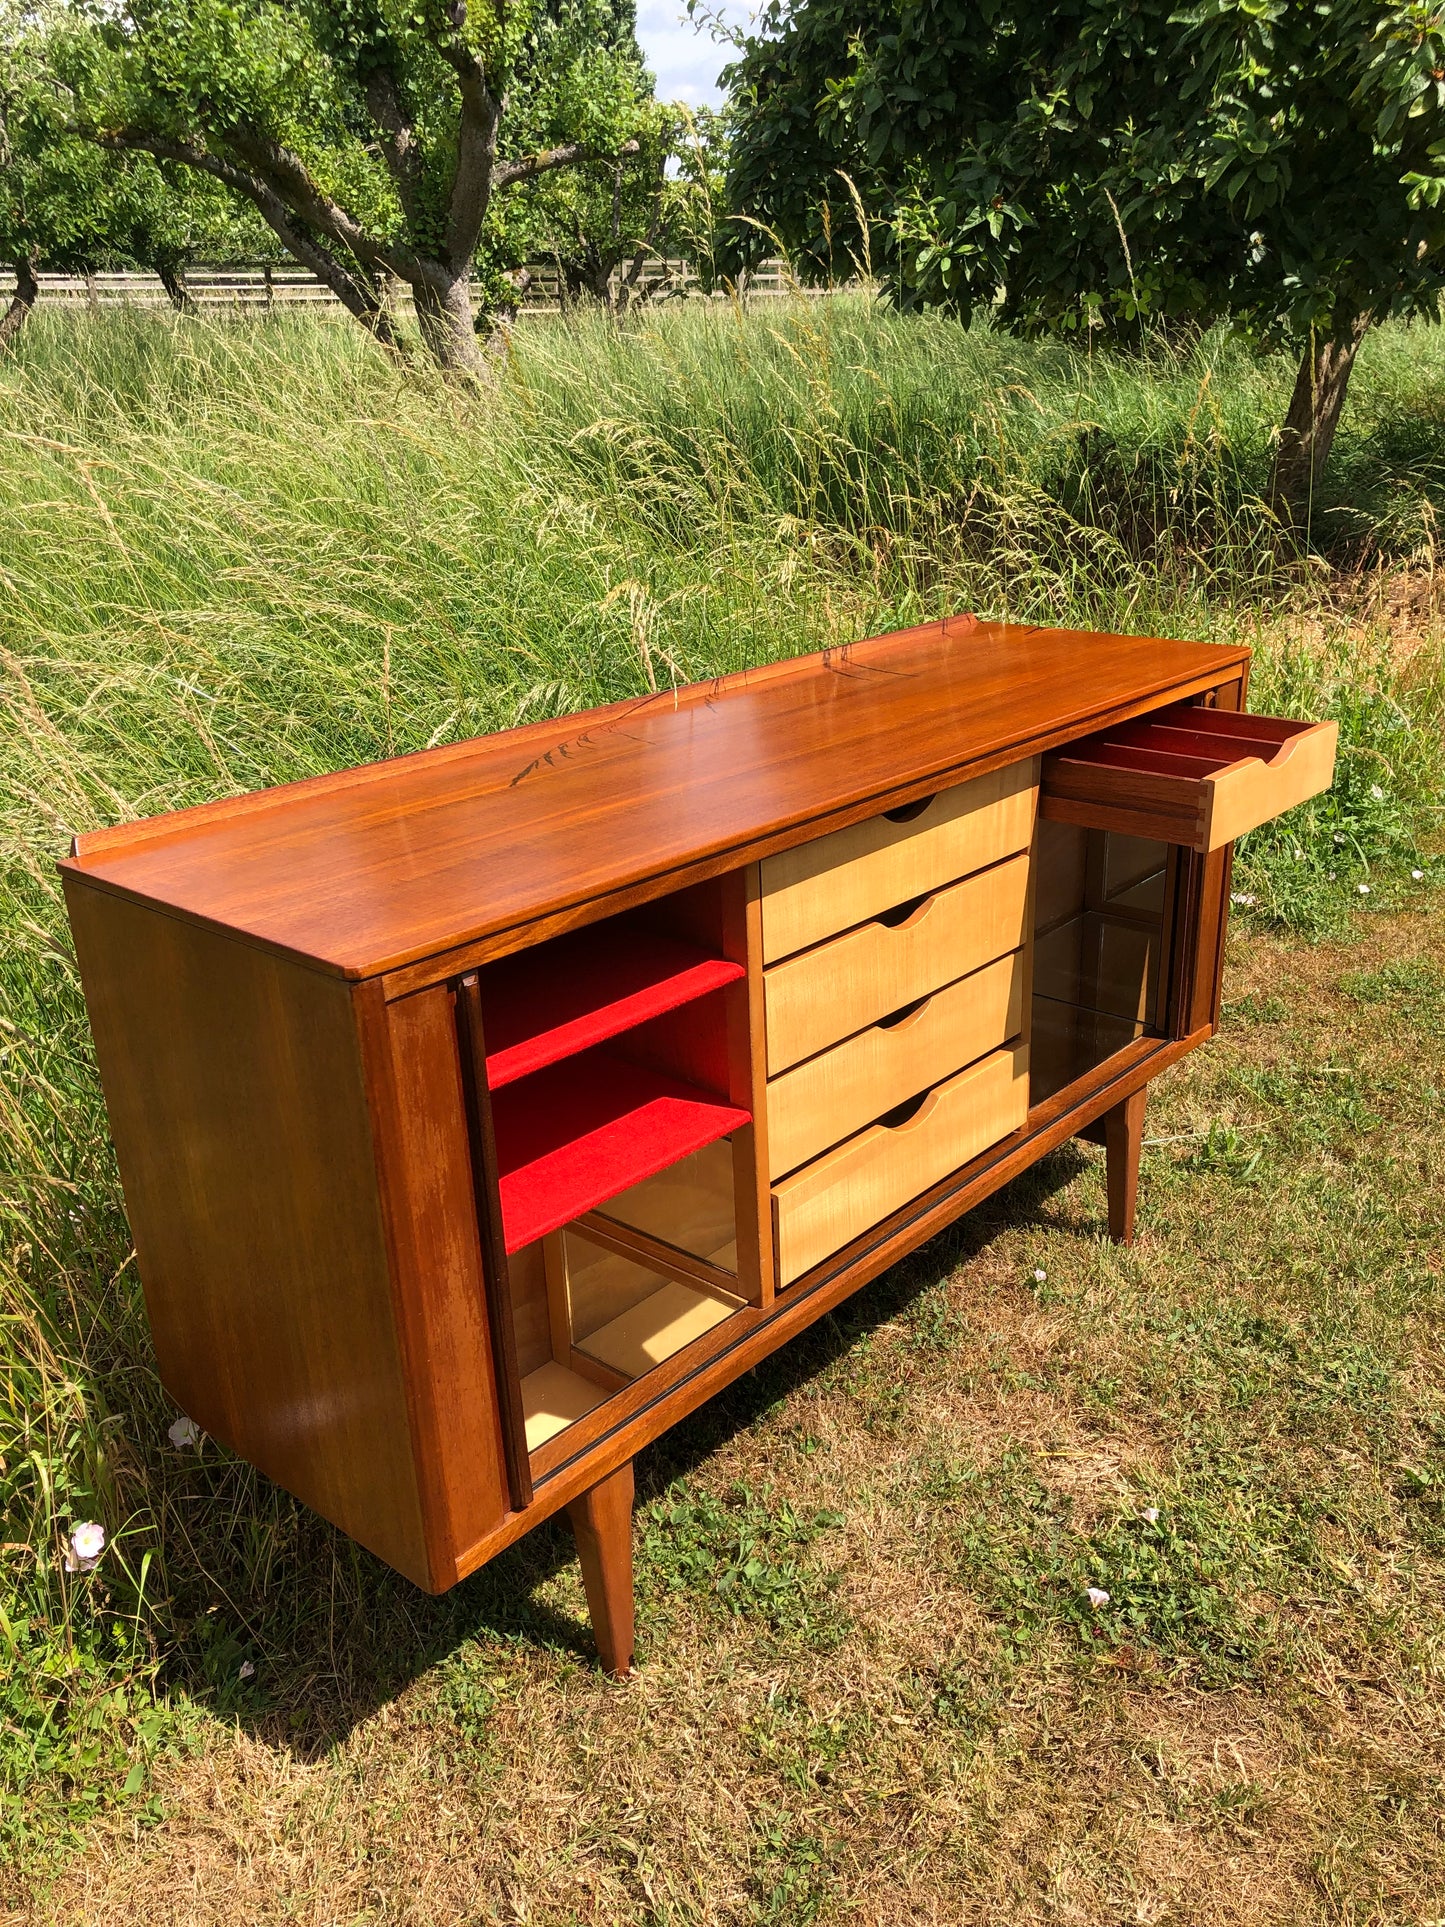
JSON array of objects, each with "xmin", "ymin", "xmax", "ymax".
[{"xmin": 0, "ymin": 260, "xmax": 801, "ymax": 314}]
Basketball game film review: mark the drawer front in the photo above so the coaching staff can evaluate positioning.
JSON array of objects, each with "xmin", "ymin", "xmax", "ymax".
[
  {"xmin": 773, "ymin": 1043, "xmax": 1030, "ymax": 1286},
  {"xmin": 760, "ymin": 759, "xmax": 1038, "ymax": 964},
  {"xmin": 764, "ymin": 850, "xmax": 1031, "ymax": 1074},
  {"xmin": 767, "ymin": 949, "xmax": 1024, "ymax": 1178}
]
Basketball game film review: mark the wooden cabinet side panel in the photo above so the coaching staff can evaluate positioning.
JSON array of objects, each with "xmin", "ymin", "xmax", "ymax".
[
  {"xmin": 357, "ymin": 984, "xmax": 511, "ymax": 1579},
  {"xmin": 64, "ymin": 879, "xmax": 431, "ymax": 1587}
]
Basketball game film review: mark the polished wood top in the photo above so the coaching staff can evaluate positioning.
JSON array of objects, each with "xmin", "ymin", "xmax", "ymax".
[{"xmin": 62, "ymin": 615, "xmax": 1248, "ymax": 981}]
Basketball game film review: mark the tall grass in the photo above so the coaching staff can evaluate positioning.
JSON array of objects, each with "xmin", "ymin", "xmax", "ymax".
[{"xmin": 0, "ymin": 298, "xmax": 1441, "ymax": 1877}]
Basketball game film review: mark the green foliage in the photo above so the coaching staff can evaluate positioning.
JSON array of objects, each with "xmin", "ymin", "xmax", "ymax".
[
  {"xmin": 726, "ymin": 0, "xmax": 1445, "ymax": 346},
  {"xmin": 639, "ymin": 1482, "xmax": 847, "ymax": 1638},
  {"xmin": 41, "ymin": 0, "xmax": 667, "ymax": 363}
]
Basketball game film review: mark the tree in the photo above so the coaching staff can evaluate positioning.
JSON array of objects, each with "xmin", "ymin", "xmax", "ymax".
[
  {"xmin": 59, "ymin": 0, "xmax": 654, "ymax": 373},
  {"xmin": 106, "ymin": 161, "xmax": 282, "ymax": 311},
  {"xmin": 474, "ymin": 0, "xmax": 674, "ymax": 318},
  {"xmin": 0, "ymin": 0, "xmax": 115, "ymax": 341},
  {"xmin": 726, "ymin": 0, "xmax": 1445, "ymax": 520},
  {"xmin": 1, "ymin": 3, "xmax": 280, "ymax": 339}
]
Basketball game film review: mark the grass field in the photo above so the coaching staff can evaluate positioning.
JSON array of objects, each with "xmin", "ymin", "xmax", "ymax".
[{"xmin": 2, "ymin": 298, "xmax": 1443, "ymax": 1922}]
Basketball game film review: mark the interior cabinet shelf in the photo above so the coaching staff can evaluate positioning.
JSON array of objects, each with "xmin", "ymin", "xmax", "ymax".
[
  {"xmin": 575, "ymin": 1275, "xmax": 743, "ymax": 1379},
  {"xmin": 491, "ymin": 1050, "xmax": 751, "ymax": 1253},
  {"xmin": 521, "ymin": 1361, "xmax": 606, "ymax": 1450},
  {"xmin": 480, "ymin": 922, "xmax": 743, "ymax": 1087}
]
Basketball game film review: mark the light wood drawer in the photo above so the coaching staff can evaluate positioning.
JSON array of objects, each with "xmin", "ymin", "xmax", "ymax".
[
  {"xmin": 767, "ymin": 949, "xmax": 1024, "ymax": 1178},
  {"xmin": 1041, "ymin": 705, "xmax": 1338, "ymax": 852},
  {"xmin": 764, "ymin": 851, "xmax": 1031, "ymax": 1074},
  {"xmin": 773, "ymin": 1043, "xmax": 1029, "ymax": 1286},
  {"xmin": 760, "ymin": 759, "xmax": 1038, "ymax": 964}
]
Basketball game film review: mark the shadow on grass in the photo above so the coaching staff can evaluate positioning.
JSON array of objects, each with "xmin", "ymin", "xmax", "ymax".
[{"xmin": 184, "ymin": 1142, "xmax": 1092, "ymax": 1761}]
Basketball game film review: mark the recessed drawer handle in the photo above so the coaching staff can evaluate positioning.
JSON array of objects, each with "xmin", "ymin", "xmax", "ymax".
[
  {"xmin": 875, "ymin": 891, "xmax": 934, "ymax": 931},
  {"xmin": 877, "ymin": 1089, "xmax": 942, "ymax": 1133},
  {"xmin": 876, "ymin": 994, "xmax": 932, "ymax": 1031},
  {"xmin": 882, "ymin": 793, "xmax": 936, "ymax": 824}
]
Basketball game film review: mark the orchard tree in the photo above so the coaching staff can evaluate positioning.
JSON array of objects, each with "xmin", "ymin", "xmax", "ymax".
[
  {"xmin": 108, "ymin": 161, "xmax": 281, "ymax": 311},
  {"xmin": 726, "ymin": 0, "xmax": 1445, "ymax": 520},
  {"xmin": 0, "ymin": 0, "xmax": 114, "ymax": 341},
  {"xmin": 483, "ymin": 0, "xmax": 674, "ymax": 315},
  {"xmin": 61, "ymin": 0, "xmax": 654, "ymax": 372},
  {"xmin": 2, "ymin": 3, "xmax": 279, "ymax": 339}
]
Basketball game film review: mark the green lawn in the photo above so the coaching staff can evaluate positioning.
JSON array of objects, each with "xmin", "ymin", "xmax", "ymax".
[{"xmin": 2, "ymin": 300, "xmax": 1443, "ymax": 1921}]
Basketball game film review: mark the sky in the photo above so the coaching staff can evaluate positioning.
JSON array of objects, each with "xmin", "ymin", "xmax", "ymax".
[{"xmin": 634, "ymin": 3, "xmax": 754, "ymax": 109}]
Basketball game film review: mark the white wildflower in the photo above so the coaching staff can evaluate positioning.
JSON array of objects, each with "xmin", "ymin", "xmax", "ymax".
[
  {"xmin": 1085, "ymin": 1586, "xmax": 1111, "ymax": 1609},
  {"xmin": 168, "ymin": 1414, "xmax": 202, "ymax": 1450},
  {"xmin": 64, "ymin": 1521, "xmax": 105, "ymax": 1573},
  {"xmin": 1358, "ymin": 883, "xmax": 1370, "ymax": 895},
  {"xmin": 238, "ymin": 1660, "xmax": 256, "ymax": 1681},
  {"xmin": 1033, "ymin": 1268, "xmax": 1047, "ymax": 1283},
  {"xmin": 1412, "ymin": 869, "xmax": 1425, "ymax": 881},
  {"xmin": 1141, "ymin": 1507, "xmax": 1160, "ymax": 1525},
  {"xmin": 1294, "ymin": 848, "xmax": 1304, "ymax": 861},
  {"xmin": 1370, "ymin": 784, "xmax": 1385, "ymax": 800},
  {"xmin": 1230, "ymin": 892, "xmax": 1257, "ymax": 908}
]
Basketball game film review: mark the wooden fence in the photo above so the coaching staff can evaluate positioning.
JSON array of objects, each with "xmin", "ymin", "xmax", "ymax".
[{"xmin": 0, "ymin": 260, "xmax": 801, "ymax": 314}]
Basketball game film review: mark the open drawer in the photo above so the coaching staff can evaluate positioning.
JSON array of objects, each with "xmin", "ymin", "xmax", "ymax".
[{"xmin": 1041, "ymin": 704, "xmax": 1338, "ymax": 852}]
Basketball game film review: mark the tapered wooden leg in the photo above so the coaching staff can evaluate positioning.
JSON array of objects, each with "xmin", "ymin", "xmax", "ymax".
[
  {"xmin": 565, "ymin": 1458, "xmax": 635, "ymax": 1677},
  {"xmin": 1102, "ymin": 1086, "xmax": 1147, "ymax": 1244}
]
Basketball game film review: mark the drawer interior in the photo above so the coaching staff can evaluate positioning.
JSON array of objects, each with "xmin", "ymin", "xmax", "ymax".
[{"xmin": 1042, "ymin": 703, "xmax": 1337, "ymax": 852}]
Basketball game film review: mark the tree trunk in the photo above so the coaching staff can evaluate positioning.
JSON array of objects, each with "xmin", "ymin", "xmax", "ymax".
[
  {"xmin": 412, "ymin": 269, "xmax": 484, "ymax": 374},
  {"xmin": 1268, "ymin": 306, "xmax": 1372, "ymax": 526},
  {"xmin": 0, "ymin": 252, "xmax": 38, "ymax": 349},
  {"xmin": 156, "ymin": 261, "xmax": 195, "ymax": 314}
]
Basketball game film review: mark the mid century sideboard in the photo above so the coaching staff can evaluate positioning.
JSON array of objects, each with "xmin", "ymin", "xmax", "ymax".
[{"xmin": 61, "ymin": 617, "xmax": 1337, "ymax": 1675}]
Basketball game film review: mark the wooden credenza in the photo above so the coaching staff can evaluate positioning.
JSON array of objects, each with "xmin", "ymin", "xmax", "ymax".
[{"xmin": 61, "ymin": 617, "xmax": 1337, "ymax": 1674}]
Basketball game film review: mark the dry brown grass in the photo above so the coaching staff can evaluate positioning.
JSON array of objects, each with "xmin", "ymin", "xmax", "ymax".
[{"xmin": 16, "ymin": 896, "xmax": 1444, "ymax": 1927}]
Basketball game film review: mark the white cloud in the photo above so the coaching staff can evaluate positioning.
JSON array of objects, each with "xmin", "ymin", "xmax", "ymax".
[{"xmin": 636, "ymin": 3, "xmax": 754, "ymax": 108}]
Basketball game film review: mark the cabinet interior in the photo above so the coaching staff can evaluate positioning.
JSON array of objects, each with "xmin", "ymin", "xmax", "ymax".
[
  {"xmin": 480, "ymin": 876, "xmax": 756, "ymax": 1456},
  {"xmin": 1029, "ymin": 820, "xmax": 1174, "ymax": 1102}
]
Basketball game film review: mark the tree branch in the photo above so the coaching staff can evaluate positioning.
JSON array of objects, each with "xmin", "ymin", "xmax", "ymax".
[
  {"xmin": 224, "ymin": 126, "xmax": 423, "ymax": 281},
  {"xmin": 424, "ymin": 23, "xmax": 503, "ymax": 266},
  {"xmin": 93, "ymin": 130, "xmax": 408, "ymax": 350},
  {"xmin": 363, "ymin": 64, "xmax": 425, "ymax": 228},
  {"xmin": 493, "ymin": 137, "xmax": 642, "ymax": 191}
]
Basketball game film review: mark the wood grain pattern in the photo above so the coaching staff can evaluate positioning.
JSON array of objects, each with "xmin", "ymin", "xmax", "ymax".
[
  {"xmin": 766, "ymin": 949, "xmax": 1025, "ymax": 1178},
  {"xmin": 63, "ymin": 619, "xmax": 1248, "ymax": 985},
  {"xmin": 1042, "ymin": 712, "xmax": 1337, "ymax": 852},
  {"xmin": 759, "ymin": 759, "xmax": 1038, "ymax": 962},
  {"xmin": 1103, "ymin": 1087, "xmax": 1148, "ymax": 1244},
  {"xmin": 357, "ymin": 982, "xmax": 511, "ymax": 1583},
  {"xmin": 764, "ymin": 852, "xmax": 1031, "ymax": 1074},
  {"xmin": 566, "ymin": 1459, "xmax": 635, "ymax": 1677},
  {"xmin": 63, "ymin": 876, "xmax": 434, "ymax": 1586},
  {"xmin": 773, "ymin": 1042, "xmax": 1030, "ymax": 1286}
]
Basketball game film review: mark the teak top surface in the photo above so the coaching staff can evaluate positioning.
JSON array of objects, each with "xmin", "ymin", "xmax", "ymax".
[{"xmin": 62, "ymin": 616, "xmax": 1248, "ymax": 981}]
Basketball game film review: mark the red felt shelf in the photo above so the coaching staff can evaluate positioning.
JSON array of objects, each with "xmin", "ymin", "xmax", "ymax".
[
  {"xmin": 481, "ymin": 922, "xmax": 744, "ymax": 1088},
  {"xmin": 492, "ymin": 1049, "xmax": 751, "ymax": 1253}
]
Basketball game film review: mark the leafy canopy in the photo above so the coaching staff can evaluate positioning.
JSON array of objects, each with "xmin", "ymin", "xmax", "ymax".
[{"xmin": 726, "ymin": 0, "xmax": 1445, "ymax": 344}]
